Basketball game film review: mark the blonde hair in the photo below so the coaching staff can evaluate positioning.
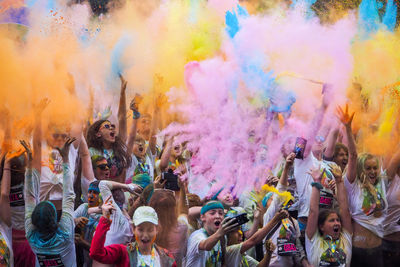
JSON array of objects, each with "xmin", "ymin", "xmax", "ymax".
[{"xmin": 356, "ymin": 153, "xmax": 380, "ymax": 200}]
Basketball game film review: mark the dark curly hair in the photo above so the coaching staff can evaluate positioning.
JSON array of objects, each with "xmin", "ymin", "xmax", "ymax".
[{"xmin": 86, "ymin": 120, "xmax": 131, "ymax": 171}]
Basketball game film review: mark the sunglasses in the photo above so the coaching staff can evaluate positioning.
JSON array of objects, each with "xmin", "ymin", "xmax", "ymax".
[
  {"xmin": 52, "ymin": 133, "xmax": 68, "ymax": 139},
  {"xmin": 102, "ymin": 124, "xmax": 116, "ymax": 130},
  {"xmin": 96, "ymin": 164, "xmax": 110, "ymax": 171}
]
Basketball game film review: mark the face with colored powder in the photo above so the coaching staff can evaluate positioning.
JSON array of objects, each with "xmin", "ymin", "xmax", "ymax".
[
  {"xmin": 218, "ymin": 192, "xmax": 235, "ymax": 208},
  {"xmin": 94, "ymin": 158, "xmax": 110, "ymax": 180},
  {"xmin": 364, "ymin": 158, "xmax": 379, "ymax": 185},
  {"xmin": 87, "ymin": 189, "xmax": 100, "ymax": 208},
  {"xmin": 320, "ymin": 212, "xmax": 341, "ymax": 240},
  {"xmin": 134, "ymin": 222, "xmax": 158, "ymax": 252},
  {"xmin": 46, "ymin": 127, "xmax": 69, "ymax": 149},
  {"xmin": 96, "ymin": 121, "xmax": 116, "ymax": 145},
  {"xmin": 200, "ymin": 208, "xmax": 224, "ymax": 235},
  {"xmin": 138, "ymin": 115, "xmax": 152, "ymax": 139},
  {"xmin": 171, "ymin": 144, "xmax": 183, "ymax": 159},
  {"xmin": 133, "ymin": 139, "xmax": 146, "ymax": 159}
]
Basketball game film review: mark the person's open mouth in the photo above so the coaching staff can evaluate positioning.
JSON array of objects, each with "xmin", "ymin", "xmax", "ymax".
[
  {"xmin": 333, "ymin": 225, "xmax": 340, "ymax": 233},
  {"xmin": 139, "ymin": 147, "xmax": 144, "ymax": 152},
  {"xmin": 110, "ymin": 132, "xmax": 115, "ymax": 138},
  {"xmin": 214, "ymin": 221, "xmax": 221, "ymax": 227}
]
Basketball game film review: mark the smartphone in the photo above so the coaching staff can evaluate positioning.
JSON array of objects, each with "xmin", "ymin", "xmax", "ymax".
[
  {"xmin": 294, "ymin": 137, "xmax": 307, "ymax": 159},
  {"xmin": 231, "ymin": 213, "xmax": 249, "ymax": 226},
  {"xmin": 162, "ymin": 171, "xmax": 180, "ymax": 191}
]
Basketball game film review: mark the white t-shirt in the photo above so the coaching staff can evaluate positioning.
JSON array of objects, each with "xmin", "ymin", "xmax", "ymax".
[
  {"xmin": 306, "ymin": 230, "xmax": 352, "ymax": 267},
  {"xmin": 263, "ymin": 183, "xmax": 300, "ymax": 267},
  {"xmin": 40, "ymin": 144, "xmax": 78, "ymax": 201},
  {"xmin": 383, "ymin": 174, "xmax": 400, "ymax": 236},
  {"xmin": 185, "ymin": 229, "xmax": 224, "ymax": 267},
  {"xmin": 344, "ymin": 176, "xmax": 387, "ymax": 237},
  {"xmin": 226, "ymin": 244, "xmax": 258, "ymax": 267},
  {"xmin": 98, "ymin": 181, "xmax": 133, "ymax": 246},
  {"xmin": 125, "ymin": 148, "xmax": 156, "ymax": 183},
  {"xmin": 137, "ymin": 250, "xmax": 161, "ymax": 267},
  {"xmin": 294, "ymin": 153, "xmax": 337, "ymax": 217}
]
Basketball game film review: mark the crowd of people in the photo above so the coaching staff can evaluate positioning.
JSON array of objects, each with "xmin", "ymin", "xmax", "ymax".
[{"xmin": 0, "ymin": 74, "xmax": 399, "ymax": 267}]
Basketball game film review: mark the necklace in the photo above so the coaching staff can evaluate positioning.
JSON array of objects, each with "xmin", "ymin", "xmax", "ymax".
[{"xmin": 136, "ymin": 245, "xmax": 155, "ymax": 267}]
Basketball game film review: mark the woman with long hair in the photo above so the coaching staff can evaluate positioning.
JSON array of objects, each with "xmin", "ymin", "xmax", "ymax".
[
  {"xmin": 338, "ymin": 105, "xmax": 396, "ymax": 267},
  {"xmin": 149, "ymin": 189, "xmax": 189, "ymax": 266},
  {"xmin": 306, "ymin": 161, "xmax": 353, "ymax": 267}
]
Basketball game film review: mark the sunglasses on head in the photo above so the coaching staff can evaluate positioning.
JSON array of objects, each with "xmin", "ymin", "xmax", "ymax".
[
  {"xmin": 102, "ymin": 124, "xmax": 116, "ymax": 130},
  {"xmin": 52, "ymin": 133, "xmax": 68, "ymax": 139},
  {"xmin": 96, "ymin": 164, "xmax": 110, "ymax": 171}
]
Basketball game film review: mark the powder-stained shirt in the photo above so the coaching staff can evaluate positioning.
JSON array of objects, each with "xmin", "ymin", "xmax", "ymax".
[
  {"xmin": 185, "ymin": 229, "xmax": 224, "ymax": 267},
  {"xmin": 306, "ymin": 230, "xmax": 352, "ymax": 267},
  {"xmin": 25, "ymin": 165, "xmax": 77, "ymax": 267},
  {"xmin": 263, "ymin": 183, "xmax": 301, "ymax": 267},
  {"xmin": 40, "ymin": 144, "xmax": 78, "ymax": 201},
  {"xmin": 344, "ymin": 175, "xmax": 388, "ymax": 237}
]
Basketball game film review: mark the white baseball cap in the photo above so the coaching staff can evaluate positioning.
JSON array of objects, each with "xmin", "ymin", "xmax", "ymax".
[{"xmin": 132, "ymin": 206, "xmax": 158, "ymax": 226}]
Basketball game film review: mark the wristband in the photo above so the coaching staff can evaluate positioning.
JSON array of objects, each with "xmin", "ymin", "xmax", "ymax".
[
  {"xmin": 132, "ymin": 110, "xmax": 141, "ymax": 119},
  {"xmin": 311, "ymin": 182, "xmax": 323, "ymax": 190}
]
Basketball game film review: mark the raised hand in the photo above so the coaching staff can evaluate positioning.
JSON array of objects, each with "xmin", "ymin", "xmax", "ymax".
[
  {"xmin": 19, "ymin": 140, "xmax": 33, "ymax": 162},
  {"xmin": 119, "ymin": 75, "xmax": 127, "ymax": 92},
  {"xmin": 101, "ymin": 195, "xmax": 115, "ymax": 219},
  {"xmin": 154, "ymin": 175, "xmax": 166, "ymax": 189},
  {"xmin": 216, "ymin": 217, "xmax": 240, "ymax": 236},
  {"xmin": 273, "ymin": 209, "xmax": 289, "ymax": 222},
  {"xmin": 127, "ymin": 184, "xmax": 143, "ymax": 196},
  {"xmin": 336, "ymin": 104, "xmax": 355, "ymax": 127},
  {"xmin": 285, "ymin": 152, "xmax": 296, "ymax": 166},
  {"xmin": 307, "ymin": 165, "xmax": 324, "ymax": 183},
  {"xmin": 33, "ymin": 98, "xmax": 50, "ymax": 116},
  {"xmin": 55, "ymin": 137, "xmax": 76, "ymax": 163},
  {"xmin": 155, "ymin": 93, "xmax": 167, "ymax": 108},
  {"xmin": 329, "ymin": 163, "xmax": 343, "ymax": 183}
]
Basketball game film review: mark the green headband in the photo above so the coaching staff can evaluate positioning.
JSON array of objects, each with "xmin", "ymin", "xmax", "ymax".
[{"xmin": 201, "ymin": 201, "xmax": 224, "ymax": 215}]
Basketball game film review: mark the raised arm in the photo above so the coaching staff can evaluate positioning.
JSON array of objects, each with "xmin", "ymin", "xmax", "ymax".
[
  {"xmin": 126, "ymin": 94, "xmax": 142, "ymax": 156},
  {"xmin": 337, "ymin": 105, "xmax": 357, "ymax": 184},
  {"xmin": 0, "ymin": 153, "xmax": 15, "ymax": 226},
  {"xmin": 305, "ymin": 167, "xmax": 324, "ymax": 240},
  {"xmin": 118, "ymin": 75, "xmax": 128, "ymax": 143},
  {"xmin": 240, "ymin": 210, "xmax": 288, "ymax": 253},
  {"xmin": 89, "ymin": 200, "xmax": 125, "ymax": 264},
  {"xmin": 159, "ymin": 137, "xmax": 173, "ymax": 172},
  {"xmin": 324, "ymin": 127, "xmax": 339, "ymax": 160},
  {"xmin": 56, "ymin": 138, "xmax": 77, "ymax": 233},
  {"xmin": 21, "ymin": 140, "xmax": 40, "ymax": 236},
  {"xmin": 79, "ymin": 134, "xmax": 95, "ymax": 182},
  {"xmin": 199, "ymin": 217, "xmax": 238, "ymax": 251},
  {"xmin": 331, "ymin": 164, "xmax": 352, "ymax": 234},
  {"xmin": 280, "ymin": 152, "xmax": 295, "ymax": 186}
]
